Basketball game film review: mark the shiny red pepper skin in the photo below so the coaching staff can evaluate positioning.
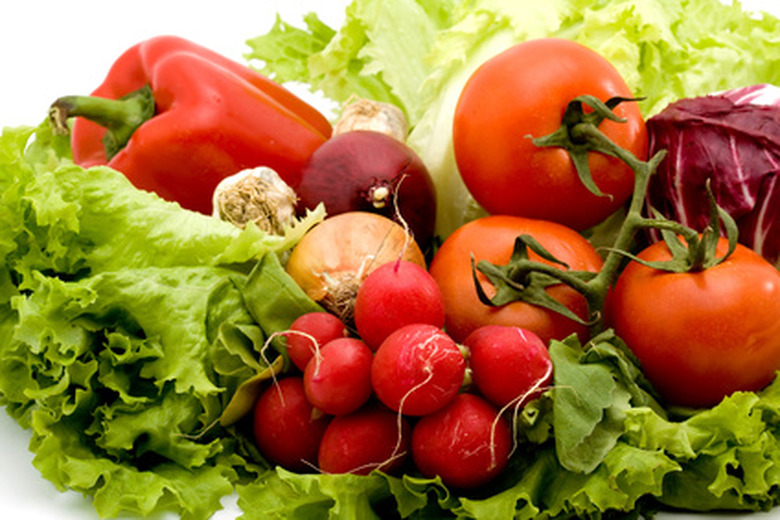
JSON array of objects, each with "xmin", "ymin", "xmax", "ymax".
[{"xmin": 66, "ymin": 35, "xmax": 332, "ymax": 214}]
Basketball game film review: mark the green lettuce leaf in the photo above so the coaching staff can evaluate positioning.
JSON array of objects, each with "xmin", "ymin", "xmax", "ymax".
[
  {"xmin": 624, "ymin": 387, "xmax": 780, "ymax": 512},
  {"xmin": 0, "ymin": 123, "xmax": 323, "ymax": 519},
  {"xmin": 246, "ymin": 0, "xmax": 780, "ymax": 238},
  {"xmin": 247, "ymin": 0, "xmax": 458, "ymax": 122},
  {"xmin": 549, "ymin": 331, "xmax": 663, "ymax": 474},
  {"xmin": 215, "ymin": 252, "xmax": 325, "ymax": 427},
  {"xmin": 236, "ymin": 468, "xmax": 393, "ymax": 519}
]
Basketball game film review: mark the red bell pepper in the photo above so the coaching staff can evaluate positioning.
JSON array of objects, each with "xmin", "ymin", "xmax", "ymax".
[{"xmin": 49, "ymin": 35, "xmax": 332, "ymax": 214}]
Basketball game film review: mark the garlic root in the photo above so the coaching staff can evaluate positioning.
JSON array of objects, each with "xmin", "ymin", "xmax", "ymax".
[{"xmin": 212, "ymin": 166, "xmax": 297, "ymax": 234}]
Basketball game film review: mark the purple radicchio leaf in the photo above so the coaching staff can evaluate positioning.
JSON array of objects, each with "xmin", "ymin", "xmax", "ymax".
[{"xmin": 646, "ymin": 84, "xmax": 780, "ymax": 267}]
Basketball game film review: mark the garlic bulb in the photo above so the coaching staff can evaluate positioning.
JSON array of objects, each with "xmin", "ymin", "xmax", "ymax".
[
  {"xmin": 333, "ymin": 98, "xmax": 409, "ymax": 142},
  {"xmin": 212, "ymin": 166, "xmax": 297, "ymax": 235}
]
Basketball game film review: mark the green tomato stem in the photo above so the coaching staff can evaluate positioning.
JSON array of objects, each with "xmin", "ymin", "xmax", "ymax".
[{"xmin": 523, "ymin": 111, "xmax": 674, "ymax": 333}]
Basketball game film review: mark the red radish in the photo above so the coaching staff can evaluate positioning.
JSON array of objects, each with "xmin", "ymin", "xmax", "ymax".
[
  {"xmin": 252, "ymin": 377, "xmax": 330, "ymax": 472},
  {"xmin": 304, "ymin": 337, "xmax": 374, "ymax": 416},
  {"xmin": 318, "ymin": 404, "xmax": 411, "ymax": 475},
  {"xmin": 463, "ymin": 325, "xmax": 553, "ymax": 408},
  {"xmin": 371, "ymin": 324, "xmax": 466, "ymax": 416},
  {"xmin": 285, "ymin": 312, "xmax": 348, "ymax": 371},
  {"xmin": 411, "ymin": 393, "xmax": 512, "ymax": 489},
  {"xmin": 294, "ymin": 130, "xmax": 438, "ymax": 253},
  {"xmin": 354, "ymin": 260, "xmax": 445, "ymax": 351}
]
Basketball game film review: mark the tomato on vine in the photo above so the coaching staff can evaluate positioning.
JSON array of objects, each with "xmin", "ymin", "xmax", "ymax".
[
  {"xmin": 429, "ymin": 215, "xmax": 604, "ymax": 344},
  {"xmin": 605, "ymin": 236, "xmax": 780, "ymax": 408},
  {"xmin": 450, "ymin": 48, "xmax": 780, "ymax": 409},
  {"xmin": 452, "ymin": 38, "xmax": 648, "ymax": 230}
]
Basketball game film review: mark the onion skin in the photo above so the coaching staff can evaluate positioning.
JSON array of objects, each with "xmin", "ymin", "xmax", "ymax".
[
  {"xmin": 332, "ymin": 98, "xmax": 409, "ymax": 143},
  {"xmin": 285, "ymin": 211, "xmax": 426, "ymax": 323},
  {"xmin": 295, "ymin": 130, "xmax": 437, "ymax": 254}
]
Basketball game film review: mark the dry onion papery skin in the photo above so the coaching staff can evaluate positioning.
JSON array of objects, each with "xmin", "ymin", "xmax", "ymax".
[
  {"xmin": 286, "ymin": 211, "xmax": 426, "ymax": 324},
  {"xmin": 333, "ymin": 97, "xmax": 409, "ymax": 143}
]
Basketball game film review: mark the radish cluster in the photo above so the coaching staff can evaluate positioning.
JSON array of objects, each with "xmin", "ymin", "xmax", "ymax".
[{"xmin": 251, "ymin": 259, "xmax": 554, "ymax": 489}]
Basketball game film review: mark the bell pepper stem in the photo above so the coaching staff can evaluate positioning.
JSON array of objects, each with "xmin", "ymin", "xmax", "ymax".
[{"xmin": 49, "ymin": 84, "xmax": 155, "ymax": 160}]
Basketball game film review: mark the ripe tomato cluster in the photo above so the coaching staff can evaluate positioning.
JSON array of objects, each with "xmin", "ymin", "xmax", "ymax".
[
  {"xmin": 448, "ymin": 37, "xmax": 780, "ymax": 409},
  {"xmin": 253, "ymin": 260, "xmax": 553, "ymax": 489}
]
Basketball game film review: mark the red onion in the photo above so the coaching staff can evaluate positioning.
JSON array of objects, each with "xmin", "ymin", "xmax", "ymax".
[{"xmin": 295, "ymin": 130, "xmax": 437, "ymax": 253}]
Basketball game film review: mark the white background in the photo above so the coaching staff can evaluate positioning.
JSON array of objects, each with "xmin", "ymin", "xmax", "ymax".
[
  {"xmin": 0, "ymin": 1, "xmax": 350, "ymax": 129},
  {"xmin": 1, "ymin": 1, "xmax": 779, "ymax": 519}
]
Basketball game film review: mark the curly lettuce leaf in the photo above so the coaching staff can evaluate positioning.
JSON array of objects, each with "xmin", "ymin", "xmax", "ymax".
[
  {"xmin": 247, "ymin": 0, "xmax": 457, "ymax": 122},
  {"xmin": 237, "ymin": 468, "xmax": 394, "ymax": 519},
  {"xmin": 0, "ymin": 124, "xmax": 323, "ymax": 519},
  {"xmin": 624, "ymin": 387, "xmax": 780, "ymax": 512}
]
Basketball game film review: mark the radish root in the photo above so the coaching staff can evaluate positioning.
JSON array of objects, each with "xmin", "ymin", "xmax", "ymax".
[
  {"xmin": 260, "ymin": 329, "xmax": 318, "ymax": 404},
  {"xmin": 490, "ymin": 362, "xmax": 554, "ymax": 469},
  {"xmin": 390, "ymin": 173, "xmax": 414, "ymax": 270}
]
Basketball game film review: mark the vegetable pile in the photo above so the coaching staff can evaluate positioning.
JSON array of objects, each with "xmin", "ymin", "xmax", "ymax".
[{"xmin": 2, "ymin": 0, "xmax": 780, "ymax": 519}]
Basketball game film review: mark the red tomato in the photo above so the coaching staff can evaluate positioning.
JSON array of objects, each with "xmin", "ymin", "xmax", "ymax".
[
  {"xmin": 452, "ymin": 38, "xmax": 648, "ymax": 231},
  {"xmin": 429, "ymin": 215, "xmax": 604, "ymax": 344},
  {"xmin": 606, "ymin": 238, "xmax": 780, "ymax": 408}
]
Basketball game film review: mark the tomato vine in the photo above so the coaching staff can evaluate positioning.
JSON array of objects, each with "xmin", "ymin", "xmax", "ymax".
[{"xmin": 473, "ymin": 95, "xmax": 739, "ymax": 336}]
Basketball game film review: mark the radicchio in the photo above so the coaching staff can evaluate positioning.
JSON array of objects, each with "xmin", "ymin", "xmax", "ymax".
[{"xmin": 646, "ymin": 84, "xmax": 780, "ymax": 268}]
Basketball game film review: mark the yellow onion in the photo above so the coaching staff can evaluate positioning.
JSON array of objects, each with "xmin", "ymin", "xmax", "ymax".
[{"xmin": 286, "ymin": 211, "xmax": 425, "ymax": 325}]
